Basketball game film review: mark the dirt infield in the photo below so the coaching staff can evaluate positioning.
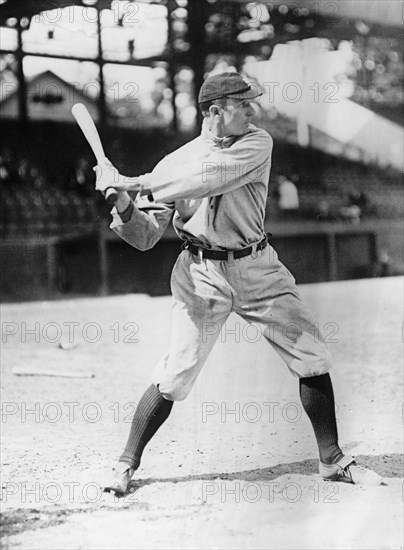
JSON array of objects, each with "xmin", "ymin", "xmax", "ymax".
[{"xmin": 1, "ymin": 277, "xmax": 403, "ymax": 549}]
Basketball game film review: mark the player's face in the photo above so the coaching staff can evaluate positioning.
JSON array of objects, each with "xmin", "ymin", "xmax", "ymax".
[{"xmin": 220, "ymin": 98, "xmax": 256, "ymax": 136}]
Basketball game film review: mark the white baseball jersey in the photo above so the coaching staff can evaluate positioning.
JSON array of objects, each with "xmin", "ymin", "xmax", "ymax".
[{"xmin": 110, "ymin": 120, "xmax": 272, "ymax": 250}]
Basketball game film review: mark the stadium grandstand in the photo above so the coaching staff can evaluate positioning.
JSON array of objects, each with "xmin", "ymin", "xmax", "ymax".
[{"xmin": 0, "ymin": 0, "xmax": 402, "ymax": 300}]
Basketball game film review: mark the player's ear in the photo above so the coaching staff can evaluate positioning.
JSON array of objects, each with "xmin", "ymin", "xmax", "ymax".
[{"xmin": 209, "ymin": 103, "xmax": 222, "ymax": 117}]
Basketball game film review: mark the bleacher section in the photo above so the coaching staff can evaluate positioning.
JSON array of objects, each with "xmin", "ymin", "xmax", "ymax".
[
  {"xmin": 0, "ymin": 188, "xmax": 99, "ymax": 235},
  {"xmin": 267, "ymin": 141, "xmax": 402, "ymax": 222},
  {"xmin": 1, "ymin": 137, "xmax": 402, "ymax": 237}
]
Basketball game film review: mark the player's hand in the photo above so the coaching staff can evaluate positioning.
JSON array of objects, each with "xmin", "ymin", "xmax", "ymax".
[
  {"xmin": 93, "ymin": 158, "xmax": 121, "ymax": 193},
  {"xmin": 94, "ymin": 159, "xmax": 141, "ymax": 194}
]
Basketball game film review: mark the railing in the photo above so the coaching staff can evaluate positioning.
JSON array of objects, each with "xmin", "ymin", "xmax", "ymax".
[{"xmin": 3, "ymin": 217, "xmax": 400, "ymax": 302}]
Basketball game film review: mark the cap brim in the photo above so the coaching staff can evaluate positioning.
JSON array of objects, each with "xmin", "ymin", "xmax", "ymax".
[{"xmin": 226, "ymin": 88, "xmax": 263, "ymax": 100}]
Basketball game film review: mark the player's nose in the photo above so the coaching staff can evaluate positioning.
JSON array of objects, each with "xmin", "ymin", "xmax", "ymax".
[{"xmin": 246, "ymin": 103, "xmax": 255, "ymax": 116}]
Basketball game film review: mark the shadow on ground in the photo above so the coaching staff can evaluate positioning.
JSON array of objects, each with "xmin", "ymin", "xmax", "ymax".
[
  {"xmin": 1, "ymin": 453, "xmax": 402, "ymax": 548},
  {"xmin": 129, "ymin": 453, "xmax": 402, "ymax": 492}
]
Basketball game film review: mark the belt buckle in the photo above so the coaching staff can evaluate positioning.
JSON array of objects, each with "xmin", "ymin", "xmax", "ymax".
[{"xmin": 198, "ymin": 248, "xmax": 204, "ymax": 262}]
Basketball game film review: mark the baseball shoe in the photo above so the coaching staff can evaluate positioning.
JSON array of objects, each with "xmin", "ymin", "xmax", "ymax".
[
  {"xmin": 319, "ymin": 455, "xmax": 384, "ymax": 486},
  {"xmin": 103, "ymin": 462, "xmax": 134, "ymax": 494}
]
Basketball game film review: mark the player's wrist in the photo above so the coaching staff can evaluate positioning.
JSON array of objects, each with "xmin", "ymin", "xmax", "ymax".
[
  {"xmin": 116, "ymin": 196, "xmax": 134, "ymax": 222},
  {"xmin": 115, "ymin": 192, "xmax": 133, "ymax": 215}
]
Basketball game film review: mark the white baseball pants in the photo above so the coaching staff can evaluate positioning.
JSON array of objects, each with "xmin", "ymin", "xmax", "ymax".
[{"xmin": 152, "ymin": 244, "xmax": 332, "ymax": 401}]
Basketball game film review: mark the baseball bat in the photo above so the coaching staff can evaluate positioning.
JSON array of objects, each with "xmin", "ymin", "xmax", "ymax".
[{"xmin": 71, "ymin": 103, "xmax": 118, "ymax": 203}]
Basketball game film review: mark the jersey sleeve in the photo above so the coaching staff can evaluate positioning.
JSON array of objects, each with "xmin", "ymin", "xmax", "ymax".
[
  {"xmin": 147, "ymin": 129, "xmax": 273, "ymax": 202},
  {"xmin": 110, "ymin": 196, "xmax": 174, "ymax": 251}
]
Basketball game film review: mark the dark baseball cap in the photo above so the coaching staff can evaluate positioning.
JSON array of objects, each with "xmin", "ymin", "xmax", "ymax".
[{"xmin": 198, "ymin": 72, "xmax": 263, "ymax": 104}]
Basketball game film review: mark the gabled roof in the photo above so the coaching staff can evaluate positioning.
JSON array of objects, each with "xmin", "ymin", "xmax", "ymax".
[
  {"xmin": 0, "ymin": 69, "xmax": 99, "ymax": 122},
  {"xmin": 0, "ymin": 69, "xmax": 91, "ymax": 108}
]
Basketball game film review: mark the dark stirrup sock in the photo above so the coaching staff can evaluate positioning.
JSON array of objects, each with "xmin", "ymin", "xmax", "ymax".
[
  {"xmin": 299, "ymin": 373, "xmax": 344, "ymax": 465},
  {"xmin": 119, "ymin": 384, "xmax": 174, "ymax": 470}
]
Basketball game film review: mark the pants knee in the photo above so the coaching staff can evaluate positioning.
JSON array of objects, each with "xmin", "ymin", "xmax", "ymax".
[
  {"xmin": 157, "ymin": 382, "xmax": 192, "ymax": 402},
  {"xmin": 302, "ymin": 347, "xmax": 332, "ymax": 377}
]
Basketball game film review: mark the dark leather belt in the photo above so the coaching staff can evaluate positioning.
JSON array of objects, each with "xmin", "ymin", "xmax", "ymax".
[{"xmin": 184, "ymin": 236, "xmax": 268, "ymax": 261}]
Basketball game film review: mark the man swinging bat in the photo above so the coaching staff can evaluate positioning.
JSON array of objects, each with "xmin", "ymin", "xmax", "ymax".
[{"xmin": 91, "ymin": 72, "xmax": 384, "ymax": 493}]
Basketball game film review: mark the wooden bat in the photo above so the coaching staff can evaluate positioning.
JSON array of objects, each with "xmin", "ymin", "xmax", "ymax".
[{"xmin": 71, "ymin": 103, "xmax": 118, "ymax": 203}]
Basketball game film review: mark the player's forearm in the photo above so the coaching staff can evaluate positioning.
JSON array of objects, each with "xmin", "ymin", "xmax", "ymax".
[
  {"xmin": 110, "ymin": 199, "xmax": 173, "ymax": 250},
  {"xmin": 146, "ymin": 130, "xmax": 273, "ymax": 202},
  {"xmin": 148, "ymin": 160, "xmax": 270, "ymax": 202}
]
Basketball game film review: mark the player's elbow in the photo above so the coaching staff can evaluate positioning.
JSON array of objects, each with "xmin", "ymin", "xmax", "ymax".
[
  {"xmin": 111, "ymin": 226, "xmax": 160, "ymax": 251},
  {"xmin": 135, "ymin": 235, "xmax": 160, "ymax": 251}
]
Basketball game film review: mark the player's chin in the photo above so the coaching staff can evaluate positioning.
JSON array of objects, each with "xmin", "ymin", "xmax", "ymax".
[{"xmin": 236, "ymin": 124, "xmax": 252, "ymax": 136}]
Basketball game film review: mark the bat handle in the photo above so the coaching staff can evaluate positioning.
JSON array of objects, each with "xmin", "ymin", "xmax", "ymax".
[
  {"xmin": 105, "ymin": 187, "xmax": 118, "ymax": 203},
  {"xmin": 96, "ymin": 158, "xmax": 118, "ymax": 203}
]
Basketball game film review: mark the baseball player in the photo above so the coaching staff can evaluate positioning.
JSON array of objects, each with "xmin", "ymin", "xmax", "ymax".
[{"xmin": 95, "ymin": 72, "xmax": 383, "ymax": 493}]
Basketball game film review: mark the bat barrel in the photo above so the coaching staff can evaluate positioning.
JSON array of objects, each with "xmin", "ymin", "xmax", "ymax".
[{"xmin": 71, "ymin": 103, "xmax": 118, "ymax": 203}]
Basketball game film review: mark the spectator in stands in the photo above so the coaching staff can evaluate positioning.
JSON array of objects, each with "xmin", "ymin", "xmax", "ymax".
[
  {"xmin": 316, "ymin": 200, "xmax": 332, "ymax": 222},
  {"xmin": 277, "ymin": 175, "xmax": 300, "ymax": 216},
  {"xmin": 68, "ymin": 157, "xmax": 94, "ymax": 197},
  {"xmin": 16, "ymin": 158, "xmax": 30, "ymax": 184},
  {"xmin": 338, "ymin": 189, "xmax": 369, "ymax": 224},
  {"xmin": 375, "ymin": 250, "xmax": 393, "ymax": 277},
  {"xmin": 0, "ymin": 147, "xmax": 18, "ymax": 186},
  {"xmin": 31, "ymin": 167, "xmax": 47, "ymax": 190},
  {"xmin": 15, "ymin": 157, "xmax": 47, "ymax": 189},
  {"xmin": 0, "ymin": 153, "xmax": 11, "ymax": 185},
  {"xmin": 338, "ymin": 204, "xmax": 361, "ymax": 224},
  {"xmin": 348, "ymin": 189, "xmax": 372, "ymax": 216}
]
